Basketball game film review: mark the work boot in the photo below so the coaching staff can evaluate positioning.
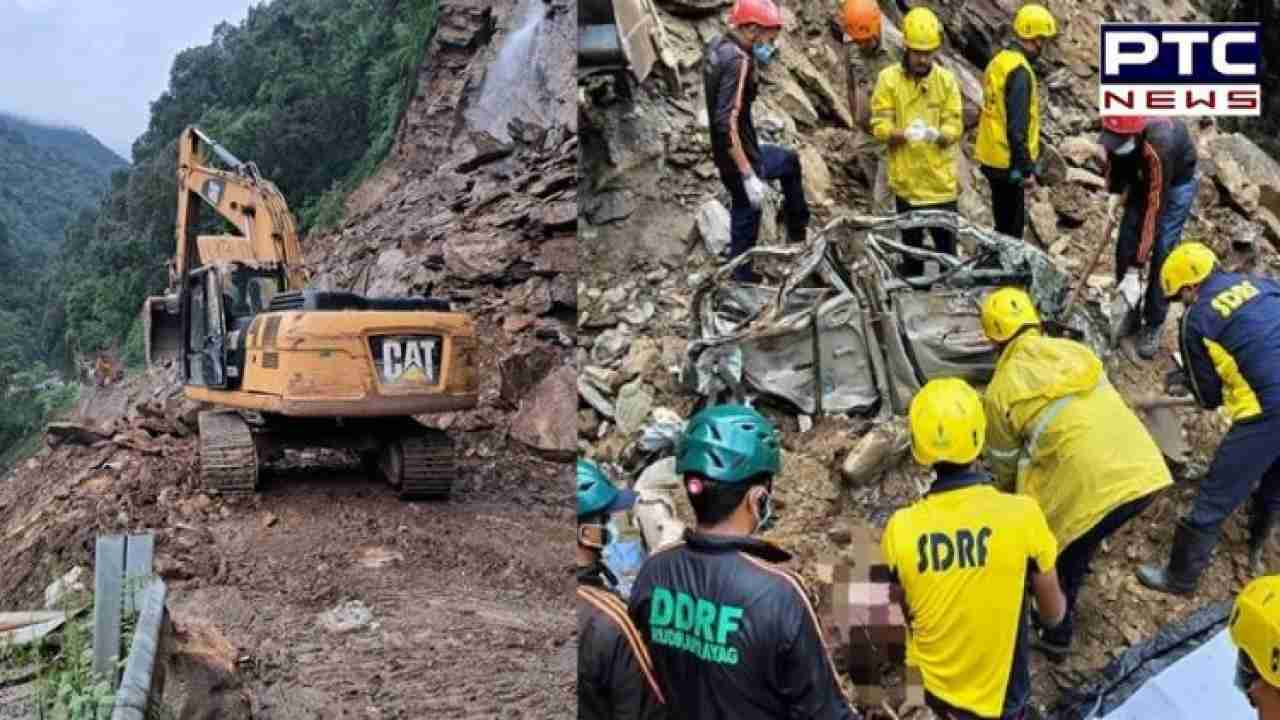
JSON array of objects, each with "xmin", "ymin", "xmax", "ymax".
[
  {"xmin": 1136, "ymin": 520, "xmax": 1217, "ymax": 595},
  {"xmin": 1136, "ymin": 324, "xmax": 1162, "ymax": 360}
]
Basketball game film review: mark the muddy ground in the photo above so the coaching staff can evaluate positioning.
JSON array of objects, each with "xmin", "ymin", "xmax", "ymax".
[{"xmin": 0, "ymin": 401, "xmax": 575, "ymax": 718}]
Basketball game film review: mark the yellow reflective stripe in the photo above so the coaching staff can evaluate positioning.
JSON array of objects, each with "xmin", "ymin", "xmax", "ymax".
[
  {"xmin": 1016, "ymin": 379, "xmax": 1105, "ymax": 477},
  {"xmin": 1204, "ymin": 338, "xmax": 1261, "ymax": 421}
]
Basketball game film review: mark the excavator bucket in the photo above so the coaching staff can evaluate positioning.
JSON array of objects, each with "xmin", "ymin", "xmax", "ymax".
[{"xmin": 143, "ymin": 293, "xmax": 182, "ymax": 368}]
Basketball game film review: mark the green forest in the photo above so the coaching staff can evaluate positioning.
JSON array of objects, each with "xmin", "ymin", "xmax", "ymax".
[{"xmin": 0, "ymin": 0, "xmax": 439, "ymax": 460}]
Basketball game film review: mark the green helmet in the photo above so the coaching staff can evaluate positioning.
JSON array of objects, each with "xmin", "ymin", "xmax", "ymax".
[
  {"xmin": 676, "ymin": 404, "xmax": 781, "ymax": 485},
  {"xmin": 577, "ymin": 458, "xmax": 637, "ymax": 518}
]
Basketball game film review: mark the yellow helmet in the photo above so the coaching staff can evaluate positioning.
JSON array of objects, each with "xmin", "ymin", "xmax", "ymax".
[
  {"xmin": 980, "ymin": 287, "xmax": 1041, "ymax": 343},
  {"xmin": 1012, "ymin": 3, "xmax": 1057, "ymax": 40},
  {"xmin": 1229, "ymin": 575, "xmax": 1280, "ymax": 690},
  {"xmin": 1160, "ymin": 242, "xmax": 1218, "ymax": 299},
  {"xmin": 902, "ymin": 7, "xmax": 943, "ymax": 51},
  {"xmin": 909, "ymin": 378, "xmax": 987, "ymax": 467}
]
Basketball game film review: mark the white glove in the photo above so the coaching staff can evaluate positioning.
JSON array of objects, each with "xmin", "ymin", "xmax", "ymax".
[
  {"xmin": 904, "ymin": 119, "xmax": 928, "ymax": 142},
  {"xmin": 922, "ymin": 126, "xmax": 941, "ymax": 143},
  {"xmin": 743, "ymin": 173, "xmax": 766, "ymax": 209}
]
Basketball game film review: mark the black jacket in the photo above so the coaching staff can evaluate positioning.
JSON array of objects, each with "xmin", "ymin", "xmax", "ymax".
[
  {"xmin": 1106, "ymin": 117, "xmax": 1198, "ymax": 261},
  {"xmin": 579, "ymin": 568, "xmax": 668, "ymax": 720},
  {"xmin": 703, "ymin": 35, "xmax": 761, "ymax": 173},
  {"xmin": 628, "ymin": 531, "xmax": 860, "ymax": 720}
]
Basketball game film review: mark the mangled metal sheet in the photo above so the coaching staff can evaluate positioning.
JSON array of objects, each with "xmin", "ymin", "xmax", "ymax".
[
  {"xmin": 684, "ymin": 210, "xmax": 1094, "ymax": 416},
  {"xmin": 0, "ymin": 610, "xmax": 67, "ymax": 648}
]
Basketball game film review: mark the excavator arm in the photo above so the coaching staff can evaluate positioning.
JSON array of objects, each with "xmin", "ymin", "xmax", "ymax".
[
  {"xmin": 146, "ymin": 127, "xmax": 305, "ymax": 367},
  {"xmin": 174, "ymin": 126, "xmax": 305, "ymax": 288}
]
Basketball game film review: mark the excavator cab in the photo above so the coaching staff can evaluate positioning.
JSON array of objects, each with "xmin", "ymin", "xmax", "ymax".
[{"xmin": 182, "ymin": 262, "xmax": 285, "ymax": 390}]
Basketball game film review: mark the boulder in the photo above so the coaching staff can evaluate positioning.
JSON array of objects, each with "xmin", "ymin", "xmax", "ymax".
[
  {"xmin": 46, "ymin": 421, "xmax": 112, "ymax": 447},
  {"xmin": 841, "ymin": 419, "xmax": 910, "ymax": 486},
  {"xmin": 615, "ymin": 380, "xmax": 655, "ymax": 435},
  {"xmin": 620, "ymin": 337, "xmax": 662, "ymax": 380},
  {"xmin": 1066, "ymin": 167, "xmax": 1106, "ymax": 189},
  {"xmin": 696, "ymin": 199, "xmax": 731, "ymax": 257},
  {"xmin": 798, "ymin": 144, "xmax": 834, "ymax": 207},
  {"xmin": 510, "ymin": 366, "xmax": 577, "ymax": 460},
  {"xmin": 499, "ymin": 346, "xmax": 561, "ymax": 404},
  {"xmin": 778, "ymin": 45, "xmax": 853, "ymax": 129},
  {"xmin": 1059, "ymin": 136, "xmax": 1103, "ymax": 169},
  {"xmin": 773, "ymin": 70, "xmax": 821, "ymax": 128},
  {"xmin": 1028, "ymin": 199, "xmax": 1058, "ymax": 249},
  {"xmin": 444, "ymin": 232, "xmax": 514, "ymax": 280}
]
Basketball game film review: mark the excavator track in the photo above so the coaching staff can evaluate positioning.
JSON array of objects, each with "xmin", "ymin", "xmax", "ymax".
[
  {"xmin": 197, "ymin": 410, "xmax": 259, "ymax": 495},
  {"xmin": 384, "ymin": 429, "xmax": 455, "ymax": 500}
]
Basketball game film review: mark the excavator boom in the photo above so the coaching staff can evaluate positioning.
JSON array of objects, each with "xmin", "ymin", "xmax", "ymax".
[{"xmin": 147, "ymin": 126, "xmax": 305, "ymax": 366}]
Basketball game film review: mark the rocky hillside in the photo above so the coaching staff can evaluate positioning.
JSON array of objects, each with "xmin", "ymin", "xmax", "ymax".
[{"xmin": 578, "ymin": 0, "xmax": 1280, "ymax": 713}]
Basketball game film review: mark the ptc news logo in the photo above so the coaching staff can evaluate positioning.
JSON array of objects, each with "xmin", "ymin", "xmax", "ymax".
[{"xmin": 1100, "ymin": 23, "xmax": 1261, "ymax": 116}]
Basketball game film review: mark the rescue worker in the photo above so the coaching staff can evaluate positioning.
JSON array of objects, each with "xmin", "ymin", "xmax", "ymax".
[
  {"xmin": 975, "ymin": 4, "xmax": 1057, "ymax": 240},
  {"xmin": 882, "ymin": 377, "xmax": 1067, "ymax": 720},
  {"xmin": 1229, "ymin": 575, "xmax": 1280, "ymax": 719},
  {"xmin": 704, "ymin": 0, "xmax": 811, "ymax": 283},
  {"xmin": 978, "ymin": 287, "xmax": 1173, "ymax": 661},
  {"xmin": 870, "ymin": 6, "xmax": 964, "ymax": 277},
  {"xmin": 577, "ymin": 459, "xmax": 668, "ymax": 720},
  {"xmin": 1098, "ymin": 115, "xmax": 1200, "ymax": 360},
  {"xmin": 839, "ymin": 0, "xmax": 896, "ymax": 214},
  {"xmin": 1138, "ymin": 243, "xmax": 1280, "ymax": 594},
  {"xmin": 628, "ymin": 405, "xmax": 859, "ymax": 719}
]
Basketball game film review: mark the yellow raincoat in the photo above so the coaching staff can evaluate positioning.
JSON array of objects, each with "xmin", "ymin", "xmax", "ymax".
[
  {"xmin": 982, "ymin": 330, "xmax": 1172, "ymax": 550},
  {"xmin": 869, "ymin": 62, "xmax": 963, "ymax": 206}
]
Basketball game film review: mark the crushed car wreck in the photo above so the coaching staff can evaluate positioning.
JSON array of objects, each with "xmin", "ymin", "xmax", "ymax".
[{"xmin": 682, "ymin": 210, "xmax": 1102, "ymax": 418}]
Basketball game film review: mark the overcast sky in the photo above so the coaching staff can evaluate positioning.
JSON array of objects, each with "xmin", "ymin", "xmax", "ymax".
[{"xmin": 0, "ymin": 0, "xmax": 258, "ymax": 161}]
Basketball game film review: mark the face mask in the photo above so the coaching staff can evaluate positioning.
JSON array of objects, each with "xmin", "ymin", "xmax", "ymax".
[
  {"xmin": 1113, "ymin": 137, "xmax": 1136, "ymax": 156},
  {"xmin": 752, "ymin": 42, "xmax": 777, "ymax": 65}
]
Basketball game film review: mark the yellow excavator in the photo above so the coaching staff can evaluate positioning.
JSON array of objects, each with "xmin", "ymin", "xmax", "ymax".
[{"xmin": 143, "ymin": 127, "xmax": 478, "ymax": 499}]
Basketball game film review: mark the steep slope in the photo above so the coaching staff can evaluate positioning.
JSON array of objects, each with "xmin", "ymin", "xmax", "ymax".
[
  {"xmin": 0, "ymin": 112, "xmax": 125, "ymax": 254},
  {"xmin": 578, "ymin": 0, "xmax": 1280, "ymax": 713}
]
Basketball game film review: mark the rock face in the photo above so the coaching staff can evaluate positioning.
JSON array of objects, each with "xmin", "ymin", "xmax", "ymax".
[
  {"xmin": 510, "ymin": 366, "xmax": 577, "ymax": 460},
  {"xmin": 304, "ymin": 0, "xmax": 575, "ymax": 464}
]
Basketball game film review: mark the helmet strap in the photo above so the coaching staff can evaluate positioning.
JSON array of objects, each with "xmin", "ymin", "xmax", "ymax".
[
  {"xmin": 577, "ymin": 522, "xmax": 612, "ymax": 551},
  {"xmin": 750, "ymin": 487, "xmax": 777, "ymax": 534}
]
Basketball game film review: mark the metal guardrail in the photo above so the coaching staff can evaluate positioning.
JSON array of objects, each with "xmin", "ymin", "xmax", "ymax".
[{"xmin": 110, "ymin": 580, "xmax": 169, "ymax": 720}]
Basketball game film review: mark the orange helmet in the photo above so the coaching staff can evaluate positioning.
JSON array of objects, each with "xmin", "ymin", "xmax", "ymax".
[
  {"xmin": 729, "ymin": 0, "xmax": 783, "ymax": 29},
  {"xmin": 843, "ymin": 0, "xmax": 881, "ymax": 42}
]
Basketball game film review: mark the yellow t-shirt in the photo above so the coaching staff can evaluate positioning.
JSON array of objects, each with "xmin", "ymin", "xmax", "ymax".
[{"xmin": 882, "ymin": 481, "xmax": 1058, "ymax": 718}]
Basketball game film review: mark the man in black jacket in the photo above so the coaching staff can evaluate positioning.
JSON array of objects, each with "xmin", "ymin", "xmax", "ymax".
[
  {"xmin": 704, "ymin": 0, "xmax": 810, "ymax": 282},
  {"xmin": 578, "ymin": 459, "xmax": 668, "ymax": 720},
  {"xmin": 1099, "ymin": 115, "xmax": 1199, "ymax": 360},
  {"xmin": 628, "ymin": 405, "xmax": 859, "ymax": 719}
]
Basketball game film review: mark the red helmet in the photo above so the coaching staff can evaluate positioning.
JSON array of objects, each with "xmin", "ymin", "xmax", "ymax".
[
  {"xmin": 729, "ymin": 0, "xmax": 783, "ymax": 29},
  {"xmin": 1101, "ymin": 115, "xmax": 1147, "ymax": 135}
]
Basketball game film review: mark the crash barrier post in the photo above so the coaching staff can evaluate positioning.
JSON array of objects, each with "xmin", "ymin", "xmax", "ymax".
[
  {"xmin": 110, "ymin": 579, "xmax": 170, "ymax": 720},
  {"xmin": 90, "ymin": 533, "xmax": 169, "ymax": 719}
]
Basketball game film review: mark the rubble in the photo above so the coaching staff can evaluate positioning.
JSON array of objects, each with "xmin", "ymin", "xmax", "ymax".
[
  {"xmin": 45, "ymin": 421, "xmax": 113, "ymax": 446},
  {"xmin": 317, "ymin": 600, "xmax": 374, "ymax": 634}
]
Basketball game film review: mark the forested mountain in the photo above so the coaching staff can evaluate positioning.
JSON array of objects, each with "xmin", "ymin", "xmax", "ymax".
[
  {"xmin": 0, "ymin": 0, "xmax": 439, "ymax": 459},
  {"xmin": 0, "ymin": 113, "xmax": 125, "ymax": 258}
]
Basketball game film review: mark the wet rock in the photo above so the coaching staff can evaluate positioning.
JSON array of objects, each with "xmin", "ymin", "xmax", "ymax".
[
  {"xmin": 620, "ymin": 302, "xmax": 656, "ymax": 327},
  {"xmin": 1066, "ymin": 167, "xmax": 1106, "ymax": 189},
  {"xmin": 578, "ymin": 376, "xmax": 616, "ymax": 418},
  {"xmin": 318, "ymin": 600, "xmax": 374, "ymax": 634},
  {"xmin": 773, "ymin": 70, "xmax": 821, "ymax": 127},
  {"xmin": 1059, "ymin": 136, "xmax": 1103, "ymax": 169},
  {"xmin": 778, "ymin": 45, "xmax": 853, "ymax": 129},
  {"xmin": 621, "ymin": 337, "xmax": 661, "ymax": 380},
  {"xmin": 511, "ymin": 366, "xmax": 576, "ymax": 460},
  {"xmin": 1028, "ymin": 199, "xmax": 1058, "ymax": 249},
  {"xmin": 365, "ymin": 248, "xmax": 411, "ymax": 296},
  {"xmin": 696, "ymin": 199, "xmax": 731, "ymax": 257},
  {"xmin": 444, "ymin": 232, "xmax": 514, "ymax": 280},
  {"xmin": 841, "ymin": 419, "xmax": 910, "ymax": 486},
  {"xmin": 45, "ymin": 566, "xmax": 88, "ymax": 610},
  {"xmin": 543, "ymin": 200, "xmax": 578, "ymax": 231},
  {"xmin": 659, "ymin": 0, "xmax": 732, "ymax": 17},
  {"xmin": 615, "ymin": 380, "xmax": 655, "ymax": 435},
  {"xmin": 591, "ymin": 327, "xmax": 631, "ymax": 365},
  {"xmin": 499, "ymin": 346, "xmax": 561, "ymax": 404},
  {"xmin": 587, "ymin": 190, "xmax": 633, "ymax": 224},
  {"xmin": 798, "ymin": 145, "xmax": 833, "ymax": 208},
  {"xmin": 46, "ymin": 421, "xmax": 112, "ymax": 447}
]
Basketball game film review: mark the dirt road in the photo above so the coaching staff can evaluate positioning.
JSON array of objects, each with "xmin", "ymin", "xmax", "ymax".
[{"xmin": 0, "ymin": 429, "xmax": 574, "ymax": 719}]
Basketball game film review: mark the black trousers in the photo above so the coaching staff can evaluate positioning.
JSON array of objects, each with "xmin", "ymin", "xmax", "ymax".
[
  {"xmin": 981, "ymin": 165, "xmax": 1027, "ymax": 240},
  {"xmin": 895, "ymin": 197, "xmax": 958, "ymax": 277},
  {"xmin": 1042, "ymin": 493, "xmax": 1156, "ymax": 646}
]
